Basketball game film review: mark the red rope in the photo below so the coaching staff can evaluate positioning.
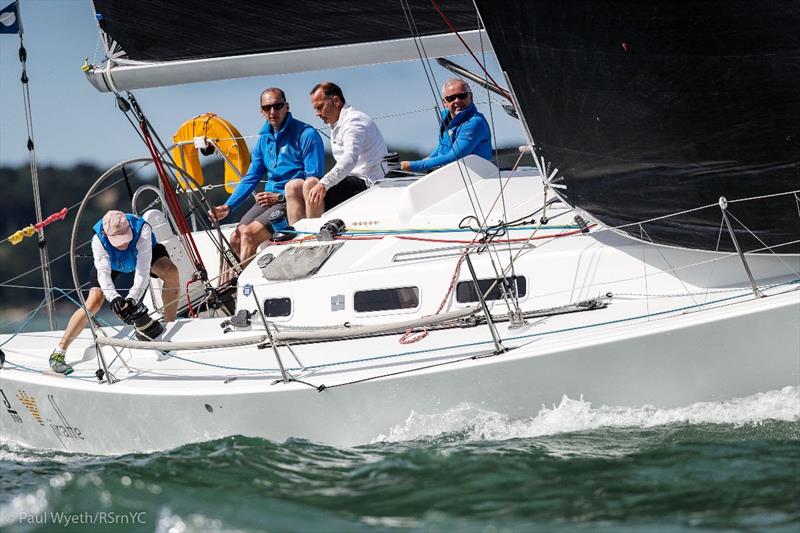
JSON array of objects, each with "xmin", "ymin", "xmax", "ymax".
[
  {"xmin": 396, "ymin": 223, "xmax": 593, "ymax": 344},
  {"xmin": 395, "ymin": 227, "xmax": 592, "ymax": 244},
  {"xmin": 399, "ymin": 251, "xmax": 468, "ymax": 344},
  {"xmin": 184, "ymin": 277, "xmax": 201, "ymax": 318},
  {"xmin": 139, "ymin": 121, "xmax": 206, "ymax": 273}
]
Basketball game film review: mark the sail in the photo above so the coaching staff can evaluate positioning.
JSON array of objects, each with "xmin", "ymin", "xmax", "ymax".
[
  {"xmin": 86, "ymin": 0, "xmax": 482, "ymax": 92},
  {"xmin": 476, "ymin": 0, "xmax": 800, "ymax": 253}
]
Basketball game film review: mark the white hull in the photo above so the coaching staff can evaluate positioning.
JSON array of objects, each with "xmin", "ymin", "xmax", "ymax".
[
  {"xmin": 0, "ymin": 290, "xmax": 797, "ymax": 455},
  {"xmin": 1, "ymin": 157, "xmax": 798, "ymax": 455}
]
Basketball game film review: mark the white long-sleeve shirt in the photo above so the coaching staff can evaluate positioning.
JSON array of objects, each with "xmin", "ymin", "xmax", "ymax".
[
  {"xmin": 92, "ymin": 223, "xmax": 153, "ymax": 302},
  {"xmin": 320, "ymin": 105, "xmax": 388, "ymax": 189}
]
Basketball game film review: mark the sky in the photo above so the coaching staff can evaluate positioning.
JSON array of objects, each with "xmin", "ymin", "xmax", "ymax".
[{"xmin": 0, "ymin": 0, "xmax": 527, "ymax": 169}]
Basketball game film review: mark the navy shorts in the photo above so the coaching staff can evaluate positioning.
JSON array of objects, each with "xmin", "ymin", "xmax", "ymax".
[{"xmin": 325, "ymin": 176, "xmax": 368, "ymax": 210}]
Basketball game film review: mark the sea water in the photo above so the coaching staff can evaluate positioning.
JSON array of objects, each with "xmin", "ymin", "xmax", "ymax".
[{"xmin": 0, "ymin": 387, "xmax": 797, "ymax": 532}]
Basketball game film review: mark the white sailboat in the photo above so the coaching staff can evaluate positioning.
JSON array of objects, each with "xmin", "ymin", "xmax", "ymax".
[{"xmin": 0, "ymin": 0, "xmax": 797, "ymax": 455}]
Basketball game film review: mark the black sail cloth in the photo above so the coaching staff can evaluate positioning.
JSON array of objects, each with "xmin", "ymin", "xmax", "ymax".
[
  {"xmin": 475, "ymin": 0, "xmax": 800, "ymax": 252},
  {"xmin": 91, "ymin": 0, "xmax": 478, "ymax": 62}
]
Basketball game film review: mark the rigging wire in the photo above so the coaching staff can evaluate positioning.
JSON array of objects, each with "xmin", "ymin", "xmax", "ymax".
[
  {"xmin": 638, "ymin": 224, "xmax": 700, "ymax": 306},
  {"xmin": 475, "ymin": 10, "xmax": 522, "ymax": 315},
  {"xmin": 399, "ymin": 0, "xmax": 444, "ymax": 120},
  {"xmin": 414, "ymin": 2, "xmax": 522, "ymax": 300},
  {"xmin": 14, "ymin": 4, "xmax": 56, "ymax": 329},
  {"xmin": 121, "ymin": 94, "xmax": 243, "ymax": 280},
  {"xmin": 726, "ymin": 210, "xmax": 800, "ymax": 278},
  {"xmin": 399, "ymin": 2, "xmax": 513, "ymax": 306},
  {"xmin": 429, "ymin": 0, "xmax": 511, "ymax": 102}
]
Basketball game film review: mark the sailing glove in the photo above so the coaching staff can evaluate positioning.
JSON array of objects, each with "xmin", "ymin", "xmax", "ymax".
[
  {"xmin": 110, "ymin": 297, "xmax": 126, "ymax": 317},
  {"xmin": 110, "ymin": 297, "xmax": 135, "ymax": 320}
]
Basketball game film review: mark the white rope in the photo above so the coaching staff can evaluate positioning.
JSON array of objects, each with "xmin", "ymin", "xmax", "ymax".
[
  {"xmin": 95, "ymin": 334, "xmax": 268, "ymax": 351},
  {"xmin": 273, "ymin": 306, "xmax": 478, "ymax": 342}
]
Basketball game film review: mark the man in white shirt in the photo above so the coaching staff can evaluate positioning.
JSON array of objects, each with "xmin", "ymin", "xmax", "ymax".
[
  {"xmin": 49, "ymin": 210, "xmax": 179, "ymax": 374},
  {"xmin": 297, "ymin": 82, "xmax": 388, "ymax": 218}
]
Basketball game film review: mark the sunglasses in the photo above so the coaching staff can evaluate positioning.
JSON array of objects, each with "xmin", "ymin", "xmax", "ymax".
[
  {"xmin": 261, "ymin": 102, "xmax": 287, "ymax": 112},
  {"xmin": 443, "ymin": 92, "xmax": 470, "ymax": 103}
]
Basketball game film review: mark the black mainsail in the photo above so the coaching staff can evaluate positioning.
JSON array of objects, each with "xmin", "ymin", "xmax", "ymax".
[{"xmin": 475, "ymin": 0, "xmax": 800, "ymax": 253}]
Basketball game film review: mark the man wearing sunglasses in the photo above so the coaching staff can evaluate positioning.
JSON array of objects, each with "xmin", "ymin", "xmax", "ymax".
[
  {"xmin": 303, "ymin": 82, "xmax": 388, "ymax": 218},
  {"xmin": 208, "ymin": 87, "xmax": 324, "ymax": 267},
  {"xmin": 400, "ymin": 78, "xmax": 492, "ymax": 172}
]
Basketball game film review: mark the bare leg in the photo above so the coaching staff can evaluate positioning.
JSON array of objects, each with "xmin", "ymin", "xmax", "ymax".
[
  {"xmin": 58, "ymin": 287, "xmax": 105, "ymax": 352},
  {"xmin": 304, "ymin": 177, "xmax": 325, "ymax": 219},
  {"xmin": 238, "ymin": 221, "xmax": 271, "ymax": 268},
  {"xmin": 151, "ymin": 257, "xmax": 180, "ymax": 322},
  {"xmin": 284, "ymin": 179, "xmax": 305, "ymax": 224},
  {"xmin": 219, "ymin": 227, "xmax": 241, "ymax": 285}
]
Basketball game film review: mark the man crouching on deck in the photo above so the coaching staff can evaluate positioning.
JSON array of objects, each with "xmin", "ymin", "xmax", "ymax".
[{"xmin": 49, "ymin": 210, "xmax": 179, "ymax": 375}]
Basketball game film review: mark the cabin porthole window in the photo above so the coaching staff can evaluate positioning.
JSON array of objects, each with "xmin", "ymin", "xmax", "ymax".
[
  {"xmin": 263, "ymin": 297, "xmax": 292, "ymax": 317},
  {"xmin": 455, "ymin": 276, "xmax": 527, "ymax": 304},
  {"xmin": 354, "ymin": 287, "xmax": 419, "ymax": 313}
]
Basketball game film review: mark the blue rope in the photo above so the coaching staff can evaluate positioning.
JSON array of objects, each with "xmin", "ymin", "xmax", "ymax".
[
  {"xmin": 50, "ymin": 286, "xmax": 115, "ymax": 328},
  {"xmin": 0, "ymin": 285, "xmax": 119, "ymax": 380},
  {"xmin": 288, "ymin": 224, "xmax": 580, "ymax": 237},
  {"xmin": 0, "ymin": 293, "xmax": 50, "ymax": 347},
  {"xmin": 1, "ymin": 359, "xmax": 97, "ymax": 381}
]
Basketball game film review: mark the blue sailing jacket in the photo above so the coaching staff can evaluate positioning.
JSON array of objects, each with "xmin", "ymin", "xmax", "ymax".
[
  {"xmin": 407, "ymin": 104, "xmax": 493, "ymax": 172},
  {"xmin": 92, "ymin": 214, "xmax": 156, "ymax": 273},
  {"xmin": 225, "ymin": 113, "xmax": 324, "ymax": 211}
]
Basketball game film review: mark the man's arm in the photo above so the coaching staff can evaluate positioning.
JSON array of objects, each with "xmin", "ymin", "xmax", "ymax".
[
  {"xmin": 128, "ymin": 224, "xmax": 154, "ymax": 303},
  {"xmin": 401, "ymin": 126, "xmax": 446, "ymax": 172},
  {"xmin": 407, "ymin": 118, "xmax": 488, "ymax": 172},
  {"xmin": 425, "ymin": 138, "xmax": 441, "ymax": 160},
  {"xmin": 300, "ymin": 128, "xmax": 325, "ymax": 179},
  {"xmin": 223, "ymin": 141, "xmax": 268, "ymax": 212},
  {"xmin": 319, "ymin": 117, "xmax": 367, "ymax": 189},
  {"xmin": 92, "ymin": 236, "xmax": 121, "ymax": 302}
]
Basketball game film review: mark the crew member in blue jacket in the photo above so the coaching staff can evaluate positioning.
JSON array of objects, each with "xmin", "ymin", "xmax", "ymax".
[
  {"xmin": 208, "ymin": 87, "xmax": 324, "ymax": 269},
  {"xmin": 401, "ymin": 79, "xmax": 493, "ymax": 172},
  {"xmin": 49, "ymin": 210, "xmax": 180, "ymax": 374}
]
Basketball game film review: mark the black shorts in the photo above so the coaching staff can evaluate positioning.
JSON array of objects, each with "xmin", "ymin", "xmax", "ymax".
[
  {"xmin": 239, "ymin": 202, "xmax": 287, "ymax": 231},
  {"xmin": 89, "ymin": 243, "xmax": 170, "ymax": 288},
  {"xmin": 325, "ymin": 176, "xmax": 368, "ymax": 210}
]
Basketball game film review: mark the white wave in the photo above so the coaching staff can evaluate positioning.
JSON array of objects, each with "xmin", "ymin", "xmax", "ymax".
[
  {"xmin": 0, "ymin": 438, "xmax": 85, "ymax": 464},
  {"xmin": 373, "ymin": 386, "xmax": 800, "ymax": 444}
]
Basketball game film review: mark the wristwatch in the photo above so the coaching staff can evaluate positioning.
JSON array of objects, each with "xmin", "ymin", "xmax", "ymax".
[{"xmin": 276, "ymin": 193, "xmax": 285, "ymax": 203}]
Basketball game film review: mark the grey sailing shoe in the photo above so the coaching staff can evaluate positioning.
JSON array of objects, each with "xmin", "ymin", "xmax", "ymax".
[{"xmin": 49, "ymin": 350, "xmax": 73, "ymax": 375}]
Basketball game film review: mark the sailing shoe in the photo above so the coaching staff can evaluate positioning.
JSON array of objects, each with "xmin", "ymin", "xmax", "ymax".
[{"xmin": 49, "ymin": 350, "xmax": 73, "ymax": 375}]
